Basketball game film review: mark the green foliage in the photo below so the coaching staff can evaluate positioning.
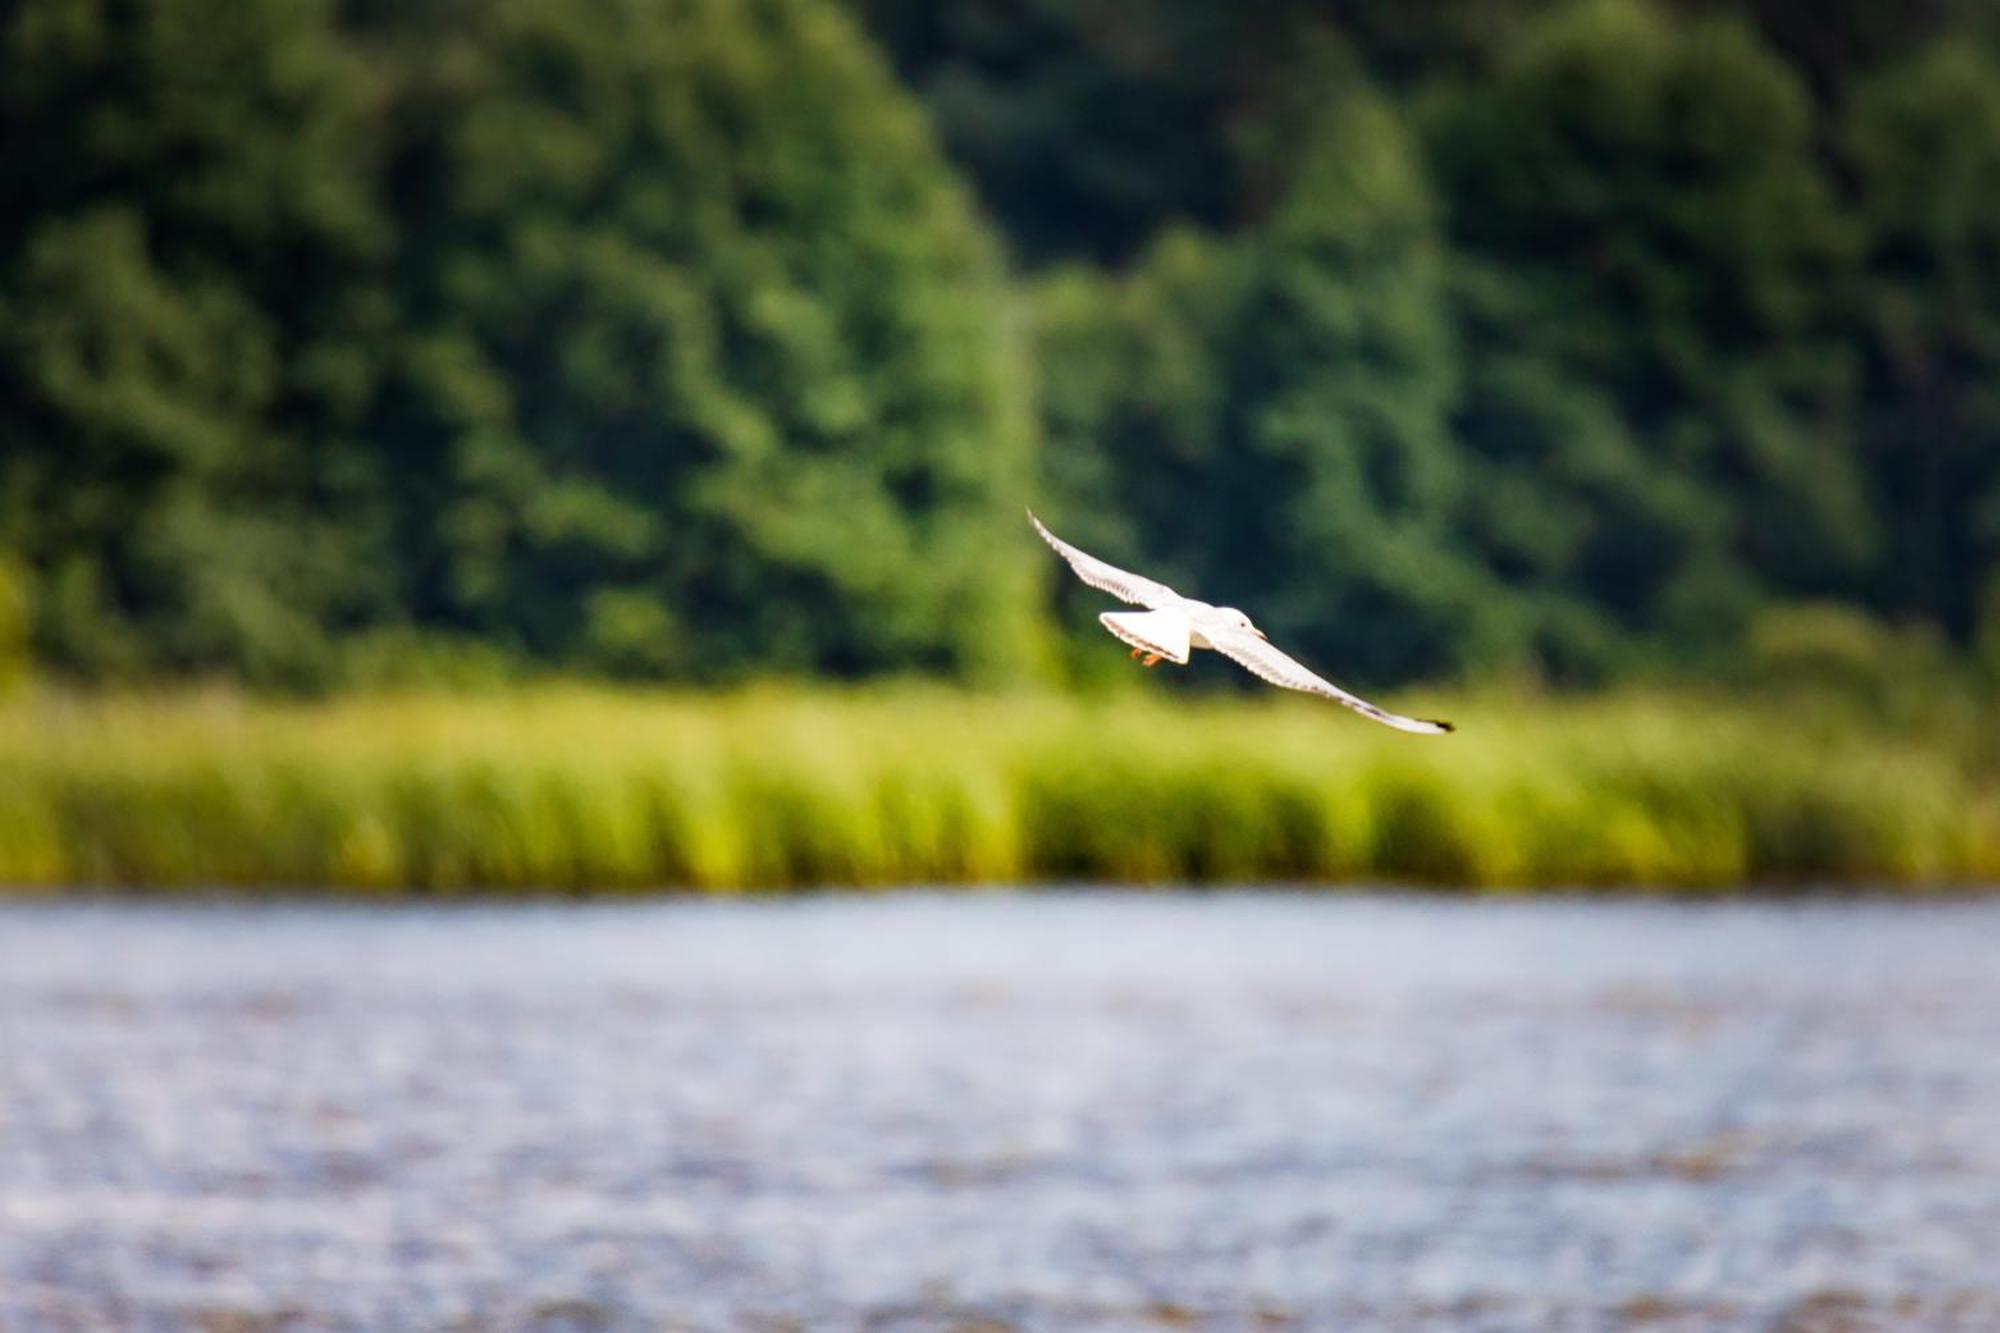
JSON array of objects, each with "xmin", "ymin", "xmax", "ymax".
[
  {"xmin": 849, "ymin": 0, "xmax": 1262, "ymax": 264},
  {"xmin": 4, "ymin": 0, "xmax": 1999, "ymax": 698},
  {"xmin": 1849, "ymin": 39, "xmax": 2000, "ymax": 636},
  {"xmin": 1426, "ymin": 0, "xmax": 1870, "ymax": 656},
  {"xmin": 1, "ymin": 0, "xmax": 1042, "ymax": 689},
  {"xmin": 1710, "ymin": 0, "xmax": 1997, "ymax": 97},
  {"xmin": 847, "ymin": 0, "xmax": 1990, "ymax": 265},
  {"xmin": 363, "ymin": 0, "xmax": 1043, "ymax": 683},
  {"xmin": 1, "ymin": 687, "xmax": 1994, "ymax": 891},
  {"xmin": 884, "ymin": 0, "xmax": 2000, "ymax": 690},
  {"xmin": 0, "ymin": 0, "xmax": 390, "ymax": 687},
  {"xmin": 847, "ymin": 0, "xmax": 1565, "ymax": 265},
  {"xmin": 1031, "ymin": 2, "xmax": 2000, "ymax": 690}
]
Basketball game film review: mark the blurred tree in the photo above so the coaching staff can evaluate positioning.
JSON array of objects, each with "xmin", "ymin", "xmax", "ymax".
[
  {"xmin": 1690, "ymin": 0, "xmax": 1983, "ymax": 105},
  {"xmin": 851, "ymin": 0, "xmax": 1294, "ymax": 264},
  {"xmin": 1306, "ymin": 0, "xmax": 1554, "ymax": 83},
  {"xmin": 852, "ymin": 0, "xmax": 2000, "ymax": 264},
  {"xmin": 1039, "ymin": 83, "xmax": 1495, "ymax": 685},
  {"xmin": 363, "ymin": 0, "xmax": 1044, "ymax": 682},
  {"xmin": 9, "ymin": 0, "xmax": 2000, "ymax": 693},
  {"xmin": 0, "ymin": 0, "xmax": 392, "ymax": 686},
  {"xmin": 1848, "ymin": 40, "xmax": 2000, "ymax": 639},
  {"xmin": 1425, "ymin": 0, "xmax": 1870, "ymax": 657},
  {"xmin": 847, "ymin": 0, "xmax": 1563, "ymax": 266},
  {"xmin": 1447, "ymin": 260, "xmax": 1722, "ymax": 681}
]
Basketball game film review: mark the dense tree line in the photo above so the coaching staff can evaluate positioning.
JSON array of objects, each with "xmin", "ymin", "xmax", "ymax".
[
  {"xmin": 2, "ymin": 0, "xmax": 1998, "ymax": 689},
  {"xmin": 1, "ymin": 0, "xmax": 1039, "ymax": 687},
  {"xmin": 898, "ymin": 0, "xmax": 2000, "ymax": 683}
]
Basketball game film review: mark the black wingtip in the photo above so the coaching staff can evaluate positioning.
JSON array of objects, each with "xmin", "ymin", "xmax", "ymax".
[{"xmin": 1433, "ymin": 720, "xmax": 1456, "ymax": 733}]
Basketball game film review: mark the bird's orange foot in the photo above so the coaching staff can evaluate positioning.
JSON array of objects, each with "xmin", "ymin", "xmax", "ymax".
[
  {"xmin": 1141, "ymin": 653, "xmax": 1162, "ymax": 667},
  {"xmin": 1129, "ymin": 647, "xmax": 1143, "ymax": 660}
]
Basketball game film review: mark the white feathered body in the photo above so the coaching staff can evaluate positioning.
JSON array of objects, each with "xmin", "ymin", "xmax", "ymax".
[
  {"xmin": 1100, "ymin": 597, "xmax": 1316, "ymax": 661},
  {"xmin": 1099, "ymin": 602, "xmax": 1239, "ymax": 665}
]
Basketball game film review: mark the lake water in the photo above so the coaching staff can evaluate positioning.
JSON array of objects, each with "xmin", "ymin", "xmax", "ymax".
[{"xmin": 1, "ymin": 892, "xmax": 1997, "ymax": 1331}]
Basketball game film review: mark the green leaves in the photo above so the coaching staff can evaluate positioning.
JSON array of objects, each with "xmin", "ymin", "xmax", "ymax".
[
  {"xmin": 373, "ymin": 0, "xmax": 1039, "ymax": 682},
  {"xmin": 5, "ymin": 0, "xmax": 1999, "ymax": 694},
  {"xmin": 1849, "ymin": 39, "xmax": 2000, "ymax": 635},
  {"xmin": 1, "ymin": 0, "xmax": 388, "ymax": 686},
  {"xmin": 1424, "ymin": 0, "xmax": 1869, "ymax": 674},
  {"xmin": 3, "ymin": 0, "xmax": 1039, "ymax": 688}
]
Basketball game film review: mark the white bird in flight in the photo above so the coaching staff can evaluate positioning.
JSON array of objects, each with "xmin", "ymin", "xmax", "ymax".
[{"xmin": 1030, "ymin": 511, "xmax": 1454, "ymax": 735}]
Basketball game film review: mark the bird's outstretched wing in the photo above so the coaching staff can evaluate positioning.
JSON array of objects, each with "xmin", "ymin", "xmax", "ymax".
[
  {"xmin": 1207, "ymin": 629, "xmax": 1454, "ymax": 735},
  {"xmin": 1027, "ymin": 510, "xmax": 1181, "ymax": 609}
]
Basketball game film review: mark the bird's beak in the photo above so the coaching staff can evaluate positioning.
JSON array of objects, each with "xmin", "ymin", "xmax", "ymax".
[{"xmin": 1252, "ymin": 626, "xmax": 1267, "ymax": 640}]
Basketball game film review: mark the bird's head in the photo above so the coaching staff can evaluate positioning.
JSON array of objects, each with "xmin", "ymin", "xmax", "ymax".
[{"xmin": 1216, "ymin": 607, "xmax": 1265, "ymax": 639}]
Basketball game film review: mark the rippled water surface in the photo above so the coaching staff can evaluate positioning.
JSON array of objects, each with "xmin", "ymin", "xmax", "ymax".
[{"xmin": 2, "ymin": 892, "xmax": 1998, "ymax": 1331}]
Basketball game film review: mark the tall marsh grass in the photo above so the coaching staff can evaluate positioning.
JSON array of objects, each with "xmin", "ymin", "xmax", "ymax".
[{"xmin": 2, "ymin": 686, "xmax": 1995, "ymax": 892}]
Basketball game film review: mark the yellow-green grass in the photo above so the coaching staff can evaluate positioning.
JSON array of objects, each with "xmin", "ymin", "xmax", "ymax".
[{"xmin": 1, "ymin": 685, "xmax": 1995, "ymax": 893}]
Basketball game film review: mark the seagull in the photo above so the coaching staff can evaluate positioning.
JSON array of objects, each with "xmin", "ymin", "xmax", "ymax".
[{"xmin": 1029, "ymin": 510, "xmax": 1454, "ymax": 735}]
